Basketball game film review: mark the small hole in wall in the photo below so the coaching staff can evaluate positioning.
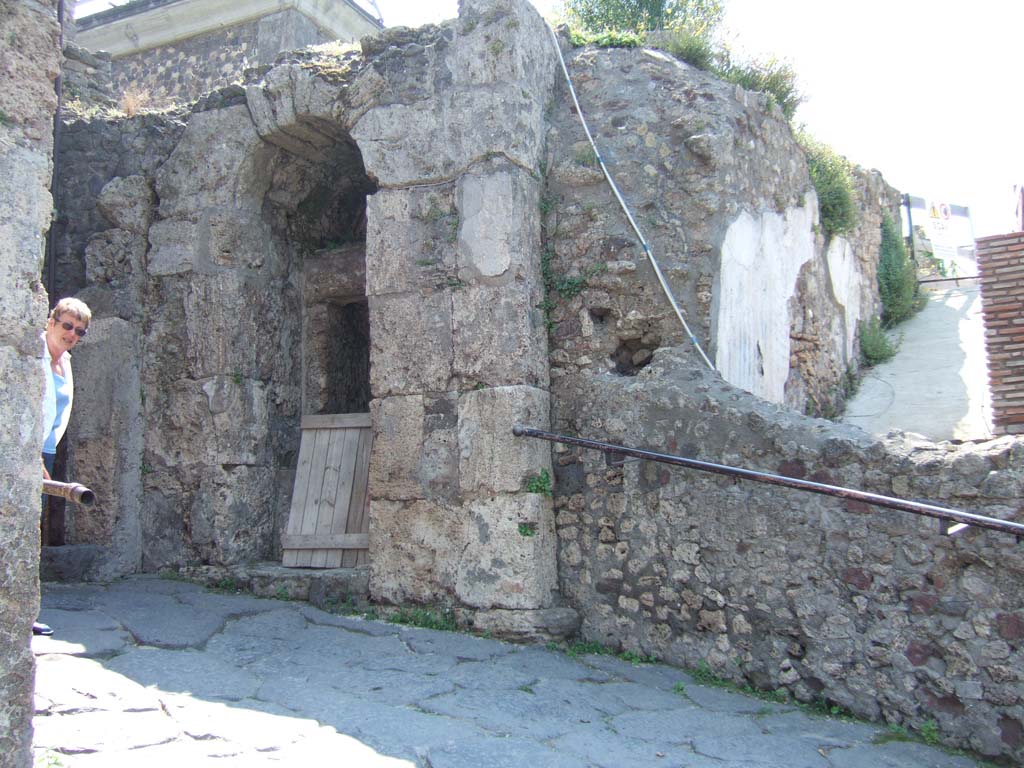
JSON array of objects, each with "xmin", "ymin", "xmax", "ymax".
[
  {"xmin": 610, "ymin": 338, "xmax": 656, "ymax": 376},
  {"xmin": 590, "ymin": 307, "xmax": 611, "ymax": 324}
]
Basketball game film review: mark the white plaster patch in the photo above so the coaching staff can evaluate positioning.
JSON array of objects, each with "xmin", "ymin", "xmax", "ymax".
[
  {"xmin": 715, "ymin": 205, "xmax": 816, "ymax": 403},
  {"xmin": 458, "ymin": 172, "xmax": 514, "ymax": 278},
  {"xmin": 825, "ymin": 236, "xmax": 861, "ymax": 363}
]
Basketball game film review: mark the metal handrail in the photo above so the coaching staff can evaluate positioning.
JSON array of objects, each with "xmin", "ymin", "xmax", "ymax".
[{"xmin": 512, "ymin": 426, "xmax": 1024, "ymax": 539}]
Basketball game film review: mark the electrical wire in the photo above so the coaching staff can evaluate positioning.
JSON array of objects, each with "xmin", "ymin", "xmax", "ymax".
[{"xmin": 545, "ymin": 23, "xmax": 716, "ymax": 371}]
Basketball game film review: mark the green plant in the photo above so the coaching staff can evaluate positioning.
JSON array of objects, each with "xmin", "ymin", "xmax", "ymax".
[
  {"xmin": 672, "ymin": 681, "xmax": 687, "ymax": 695},
  {"xmin": 566, "ymin": 641, "xmax": 613, "ymax": 658},
  {"xmin": 798, "ymin": 133, "xmax": 858, "ymax": 238},
  {"xmin": 565, "ymin": 0, "xmax": 723, "ymax": 35},
  {"xmin": 274, "ymin": 585, "xmax": 290, "ymax": 600},
  {"xmin": 539, "ymin": 192, "xmax": 558, "ymax": 218},
  {"xmin": 518, "ymin": 683, "xmax": 535, "ymax": 694},
  {"xmin": 568, "ymin": 28, "xmax": 644, "ymax": 48},
  {"xmin": 716, "ymin": 54, "xmax": 802, "ymax": 120},
  {"xmin": 802, "ymin": 696, "xmax": 856, "ymax": 720},
  {"xmin": 877, "ymin": 212, "xmax": 919, "ymax": 325},
  {"xmin": 526, "ymin": 469, "xmax": 553, "ymax": 497},
  {"xmin": 141, "ymin": 462, "xmax": 154, "ymax": 476},
  {"xmin": 687, "ymin": 660, "xmax": 728, "ymax": 687},
  {"xmin": 517, "ymin": 522, "xmax": 538, "ymax": 537},
  {"xmin": 919, "ymin": 719, "xmax": 940, "ymax": 746},
  {"xmin": 387, "ymin": 606, "xmax": 458, "ymax": 632},
  {"xmin": 859, "ymin": 317, "xmax": 896, "ymax": 367},
  {"xmin": 0, "ymin": 108, "xmax": 10, "ymax": 126},
  {"xmin": 489, "ymin": 39, "xmax": 506, "ymax": 56},
  {"xmin": 873, "ymin": 723, "xmax": 912, "ymax": 745},
  {"xmin": 232, "ymin": 370, "xmax": 243, "ymax": 386},
  {"xmin": 619, "ymin": 649, "xmax": 657, "ymax": 665},
  {"xmin": 574, "ymin": 145, "xmax": 600, "ymax": 167},
  {"xmin": 658, "ymin": 28, "xmax": 715, "ymax": 69},
  {"xmin": 34, "ymin": 749, "xmax": 65, "ymax": 768},
  {"xmin": 213, "ymin": 577, "xmax": 241, "ymax": 593},
  {"xmin": 415, "ymin": 258, "xmax": 436, "ymax": 267}
]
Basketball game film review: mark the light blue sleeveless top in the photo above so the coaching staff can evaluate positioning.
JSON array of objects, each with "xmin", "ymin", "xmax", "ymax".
[{"xmin": 43, "ymin": 369, "xmax": 72, "ymax": 455}]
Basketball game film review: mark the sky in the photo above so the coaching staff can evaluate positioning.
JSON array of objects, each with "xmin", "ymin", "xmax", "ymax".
[{"xmin": 75, "ymin": 0, "xmax": 1022, "ymax": 238}]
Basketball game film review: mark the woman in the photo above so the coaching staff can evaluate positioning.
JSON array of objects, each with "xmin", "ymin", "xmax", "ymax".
[
  {"xmin": 41, "ymin": 297, "xmax": 90, "ymax": 479},
  {"xmin": 36, "ymin": 297, "xmax": 91, "ymax": 636}
]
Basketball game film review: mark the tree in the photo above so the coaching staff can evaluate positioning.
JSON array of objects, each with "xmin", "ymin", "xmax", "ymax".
[{"xmin": 564, "ymin": 0, "xmax": 724, "ymax": 35}]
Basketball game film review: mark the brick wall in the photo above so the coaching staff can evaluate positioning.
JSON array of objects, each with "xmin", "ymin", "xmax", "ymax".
[{"xmin": 976, "ymin": 232, "xmax": 1024, "ymax": 434}]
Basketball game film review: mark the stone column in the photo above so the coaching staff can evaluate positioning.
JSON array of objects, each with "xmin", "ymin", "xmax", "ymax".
[
  {"xmin": 0, "ymin": 0, "xmax": 61, "ymax": 764},
  {"xmin": 353, "ymin": 0, "xmax": 570, "ymax": 635}
]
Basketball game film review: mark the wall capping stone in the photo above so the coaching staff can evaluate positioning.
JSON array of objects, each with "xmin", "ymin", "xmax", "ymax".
[{"xmin": 77, "ymin": 0, "xmax": 381, "ymax": 57}]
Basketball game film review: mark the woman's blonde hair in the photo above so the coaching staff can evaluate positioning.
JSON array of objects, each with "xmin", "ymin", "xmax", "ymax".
[{"xmin": 49, "ymin": 297, "xmax": 92, "ymax": 326}]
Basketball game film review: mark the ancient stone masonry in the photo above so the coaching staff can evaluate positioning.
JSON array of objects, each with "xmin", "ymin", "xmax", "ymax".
[
  {"xmin": 0, "ymin": 0, "xmax": 61, "ymax": 764},
  {"xmin": 41, "ymin": 0, "xmax": 1024, "ymax": 760},
  {"xmin": 76, "ymin": 1, "xmax": 382, "ymax": 111},
  {"xmin": 543, "ymin": 38, "xmax": 1023, "ymax": 763},
  {"xmin": 552, "ymin": 351, "xmax": 1024, "ymax": 761},
  {"xmin": 541, "ymin": 44, "xmax": 898, "ymax": 417},
  {"xmin": 48, "ymin": 0, "xmax": 573, "ymax": 638}
]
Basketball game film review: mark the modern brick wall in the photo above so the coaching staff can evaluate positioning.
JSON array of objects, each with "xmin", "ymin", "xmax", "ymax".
[{"xmin": 976, "ymin": 232, "xmax": 1024, "ymax": 434}]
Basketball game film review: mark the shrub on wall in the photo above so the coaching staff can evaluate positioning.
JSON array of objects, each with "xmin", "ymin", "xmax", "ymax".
[
  {"xmin": 797, "ymin": 134, "xmax": 859, "ymax": 239},
  {"xmin": 715, "ymin": 54, "xmax": 802, "ymax": 120},
  {"xmin": 877, "ymin": 211, "xmax": 919, "ymax": 325}
]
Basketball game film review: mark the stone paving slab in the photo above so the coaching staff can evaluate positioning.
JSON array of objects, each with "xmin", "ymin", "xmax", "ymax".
[{"xmin": 33, "ymin": 576, "xmax": 987, "ymax": 767}]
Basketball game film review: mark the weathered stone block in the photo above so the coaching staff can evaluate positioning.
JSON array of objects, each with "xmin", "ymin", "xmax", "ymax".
[
  {"xmin": 454, "ymin": 493, "xmax": 557, "ymax": 609},
  {"xmin": 155, "ymin": 105, "xmax": 275, "ymax": 220},
  {"xmin": 97, "ymin": 175, "xmax": 154, "ymax": 234},
  {"xmin": 368, "ymin": 499, "xmax": 463, "ymax": 605},
  {"xmin": 453, "ymin": 283, "xmax": 548, "ymax": 388},
  {"xmin": 304, "ymin": 244, "xmax": 366, "ymax": 303},
  {"xmin": 458, "ymin": 386, "xmax": 550, "ymax": 495},
  {"xmin": 369, "ymin": 292, "xmax": 453, "ymax": 397},
  {"xmin": 147, "ymin": 376, "xmax": 269, "ymax": 468},
  {"xmin": 369, "ymin": 395, "xmax": 425, "ymax": 501},
  {"xmin": 203, "ymin": 209, "xmax": 278, "ymax": 273},
  {"xmin": 472, "ymin": 606, "xmax": 580, "ymax": 642},
  {"xmin": 456, "ymin": 166, "xmax": 540, "ymax": 281},
  {"xmin": 62, "ymin": 317, "xmax": 145, "ymax": 580},
  {"xmin": 369, "ymin": 394, "xmax": 459, "ymax": 502},
  {"xmin": 191, "ymin": 465, "xmax": 277, "ymax": 565},
  {"xmin": 365, "ymin": 187, "xmax": 459, "ymax": 297},
  {"xmin": 352, "ymin": 88, "xmax": 545, "ymax": 188},
  {"xmin": 147, "ymin": 217, "xmax": 198, "ymax": 275}
]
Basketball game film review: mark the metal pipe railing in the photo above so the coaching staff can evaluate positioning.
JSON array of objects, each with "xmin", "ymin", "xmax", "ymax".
[{"xmin": 512, "ymin": 426, "xmax": 1024, "ymax": 539}]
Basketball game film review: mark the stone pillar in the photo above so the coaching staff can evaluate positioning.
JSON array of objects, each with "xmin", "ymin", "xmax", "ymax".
[
  {"xmin": 0, "ymin": 0, "xmax": 61, "ymax": 763},
  {"xmin": 353, "ymin": 0, "xmax": 570, "ymax": 635}
]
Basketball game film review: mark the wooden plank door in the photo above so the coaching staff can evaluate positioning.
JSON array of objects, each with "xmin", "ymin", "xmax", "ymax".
[{"xmin": 281, "ymin": 413, "xmax": 372, "ymax": 568}]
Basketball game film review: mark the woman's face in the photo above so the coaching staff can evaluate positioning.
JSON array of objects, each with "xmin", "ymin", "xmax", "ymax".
[{"xmin": 47, "ymin": 312, "xmax": 88, "ymax": 354}]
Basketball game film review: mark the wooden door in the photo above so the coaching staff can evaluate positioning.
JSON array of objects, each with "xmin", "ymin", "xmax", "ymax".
[{"xmin": 281, "ymin": 413, "xmax": 371, "ymax": 568}]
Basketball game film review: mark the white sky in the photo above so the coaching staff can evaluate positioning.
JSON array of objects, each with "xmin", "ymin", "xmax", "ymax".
[{"xmin": 75, "ymin": 0, "xmax": 1022, "ymax": 237}]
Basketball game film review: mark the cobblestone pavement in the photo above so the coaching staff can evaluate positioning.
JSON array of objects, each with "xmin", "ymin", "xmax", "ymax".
[{"xmin": 32, "ymin": 576, "xmax": 982, "ymax": 767}]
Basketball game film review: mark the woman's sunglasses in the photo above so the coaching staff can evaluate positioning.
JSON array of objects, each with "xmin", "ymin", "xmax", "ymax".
[{"xmin": 57, "ymin": 320, "xmax": 88, "ymax": 338}]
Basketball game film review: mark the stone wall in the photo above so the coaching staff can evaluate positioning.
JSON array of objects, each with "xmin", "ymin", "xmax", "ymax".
[
  {"xmin": 551, "ymin": 350, "xmax": 1024, "ymax": 761},
  {"xmin": 541, "ymin": 43, "xmax": 899, "ymax": 418},
  {"xmin": 96, "ymin": 10, "xmax": 341, "ymax": 110},
  {"xmin": 47, "ymin": 0, "xmax": 572, "ymax": 640},
  {"xmin": 976, "ymin": 232, "xmax": 1024, "ymax": 434},
  {"xmin": 542, "ymin": 39, "xmax": 1022, "ymax": 762},
  {"xmin": 0, "ymin": 0, "xmax": 61, "ymax": 764}
]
